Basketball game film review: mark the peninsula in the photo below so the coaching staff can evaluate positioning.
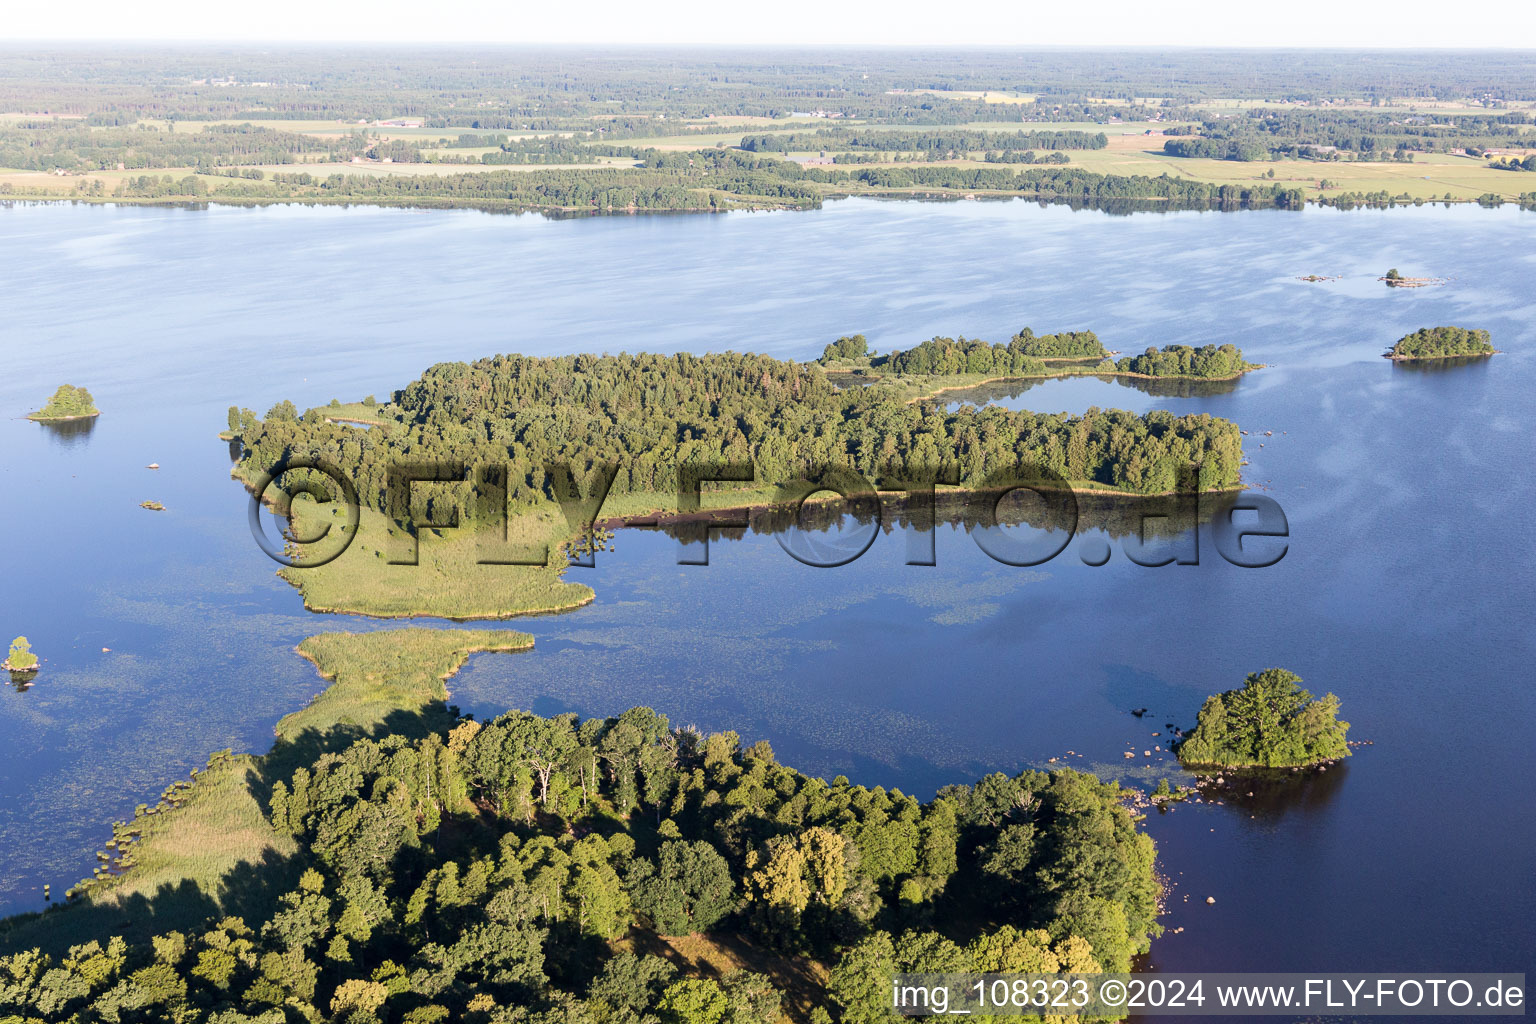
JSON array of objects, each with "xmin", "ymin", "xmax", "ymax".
[{"xmin": 0, "ymin": 629, "xmax": 1160, "ymax": 1024}]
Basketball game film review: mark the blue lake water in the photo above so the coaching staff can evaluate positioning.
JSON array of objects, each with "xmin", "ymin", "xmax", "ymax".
[{"xmin": 1, "ymin": 198, "xmax": 1533, "ymax": 981}]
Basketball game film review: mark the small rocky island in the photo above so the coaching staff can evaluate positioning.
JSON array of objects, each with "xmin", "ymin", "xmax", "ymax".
[
  {"xmin": 1176, "ymin": 668, "xmax": 1350, "ymax": 768},
  {"xmin": 3, "ymin": 636, "xmax": 39, "ymax": 674},
  {"xmin": 1386, "ymin": 326, "xmax": 1496, "ymax": 361},
  {"xmin": 1381, "ymin": 268, "xmax": 1447, "ymax": 289},
  {"xmin": 27, "ymin": 384, "xmax": 99, "ymax": 421}
]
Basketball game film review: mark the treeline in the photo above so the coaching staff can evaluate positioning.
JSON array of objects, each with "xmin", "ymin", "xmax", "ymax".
[
  {"xmin": 1489, "ymin": 155, "xmax": 1536, "ymax": 172},
  {"xmin": 1165, "ymin": 109, "xmax": 1536, "ymax": 163},
  {"xmin": 167, "ymin": 167, "xmax": 789, "ymax": 213},
  {"xmin": 0, "ymin": 702, "xmax": 1158, "ymax": 1023},
  {"xmin": 834, "ymin": 164, "xmax": 1307, "ymax": 208},
  {"xmin": 1163, "ymin": 137, "xmax": 1270, "ymax": 162},
  {"xmin": 7, "ymin": 49, "xmax": 1536, "ymax": 130},
  {"xmin": 0, "ymin": 121, "xmax": 353, "ymax": 172},
  {"xmin": 1115, "ymin": 344, "xmax": 1251, "ymax": 379},
  {"xmin": 980, "ymin": 150, "xmax": 1073, "ymax": 165},
  {"xmin": 880, "ymin": 329, "xmax": 1105, "ymax": 375},
  {"xmin": 874, "ymin": 336, "xmax": 1249, "ymax": 380},
  {"xmin": 1387, "ymin": 326, "xmax": 1494, "ymax": 359},
  {"xmin": 40, "ymin": 142, "xmax": 1311, "ymax": 213},
  {"xmin": 739, "ymin": 129, "xmax": 1108, "ymax": 154},
  {"xmin": 235, "ymin": 349, "xmax": 1246, "ymax": 513}
]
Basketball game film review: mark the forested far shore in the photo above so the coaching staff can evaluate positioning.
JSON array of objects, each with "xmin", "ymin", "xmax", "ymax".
[
  {"xmin": 0, "ymin": 629, "xmax": 1159, "ymax": 1024},
  {"xmin": 8, "ymin": 153, "xmax": 1315, "ymax": 215}
]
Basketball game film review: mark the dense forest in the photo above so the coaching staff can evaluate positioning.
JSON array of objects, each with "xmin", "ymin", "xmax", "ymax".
[
  {"xmin": 1386, "ymin": 326, "xmax": 1495, "ymax": 359},
  {"xmin": 1176, "ymin": 669, "xmax": 1350, "ymax": 769},
  {"xmin": 0, "ymin": 699, "xmax": 1157, "ymax": 1024},
  {"xmin": 234, "ymin": 348, "xmax": 1247, "ymax": 518},
  {"xmin": 0, "ymin": 120, "xmax": 352, "ymax": 172}
]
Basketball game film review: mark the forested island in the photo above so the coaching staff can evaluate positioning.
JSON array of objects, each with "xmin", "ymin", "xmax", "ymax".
[
  {"xmin": 0, "ymin": 630, "xmax": 1158, "ymax": 1024},
  {"xmin": 227, "ymin": 346, "xmax": 1245, "ymax": 618},
  {"xmin": 1386, "ymin": 326, "xmax": 1496, "ymax": 361},
  {"xmin": 1176, "ymin": 669, "xmax": 1350, "ymax": 769},
  {"xmin": 3, "ymin": 637, "xmax": 38, "ymax": 674},
  {"xmin": 27, "ymin": 384, "xmax": 99, "ymax": 421}
]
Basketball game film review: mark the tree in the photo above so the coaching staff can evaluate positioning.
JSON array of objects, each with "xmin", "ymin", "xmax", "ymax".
[
  {"xmin": 265, "ymin": 399, "xmax": 299, "ymax": 422},
  {"xmin": 720, "ymin": 971, "xmax": 781, "ymax": 1024},
  {"xmin": 633, "ymin": 840, "xmax": 735, "ymax": 935},
  {"xmin": 827, "ymin": 931, "xmax": 899, "ymax": 1024},
  {"xmin": 1385, "ymin": 267, "xmax": 1402, "ymax": 280},
  {"xmin": 590, "ymin": 953, "xmax": 678, "ymax": 1015},
  {"xmin": 1178, "ymin": 668, "xmax": 1350, "ymax": 768},
  {"xmin": 506, "ymin": 711, "xmax": 579, "ymax": 808},
  {"xmin": 6, "ymin": 637, "xmax": 38, "ymax": 671},
  {"xmin": 660, "ymin": 979, "xmax": 730, "ymax": 1024}
]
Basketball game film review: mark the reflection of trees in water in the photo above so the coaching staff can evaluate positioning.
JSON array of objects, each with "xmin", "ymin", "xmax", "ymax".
[
  {"xmin": 939, "ymin": 372, "xmax": 1240, "ymax": 411},
  {"xmin": 34, "ymin": 417, "xmax": 98, "ymax": 446},
  {"xmin": 649, "ymin": 487, "xmax": 1240, "ymax": 549},
  {"xmin": 7, "ymin": 670, "xmax": 38, "ymax": 693},
  {"xmin": 1391, "ymin": 355, "xmax": 1494, "ymax": 375},
  {"xmin": 1191, "ymin": 761, "xmax": 1349, "ymax": 821}
]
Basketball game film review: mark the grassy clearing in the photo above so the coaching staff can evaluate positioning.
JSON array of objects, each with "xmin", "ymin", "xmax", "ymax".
[
  {"xmin": 619, "ymin": 930, "xmax": 830, "ymax": 1024},
  {"xmin": 305, "ymin": 400, "xmax": 393, "ymax": 425}
]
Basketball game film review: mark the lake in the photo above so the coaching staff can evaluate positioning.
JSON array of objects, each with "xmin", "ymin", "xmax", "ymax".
[{"xmin": 1, "ymin": 197, "xmax": 1532, "ymax": 984}]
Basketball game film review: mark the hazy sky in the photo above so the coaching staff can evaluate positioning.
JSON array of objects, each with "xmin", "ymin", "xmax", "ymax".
[{"xmin": 5, "ymin": 0, "xmax": 1534, "ymax": 47}]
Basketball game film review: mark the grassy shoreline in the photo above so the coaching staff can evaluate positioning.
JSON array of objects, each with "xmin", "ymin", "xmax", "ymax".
[
  {"xmin": 0, "ymin": 629, "xmax": 532, "ymax": 954},
  {"xmin": 25, "ymin": 410, "xmax": 101, "ymax": 422}
]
